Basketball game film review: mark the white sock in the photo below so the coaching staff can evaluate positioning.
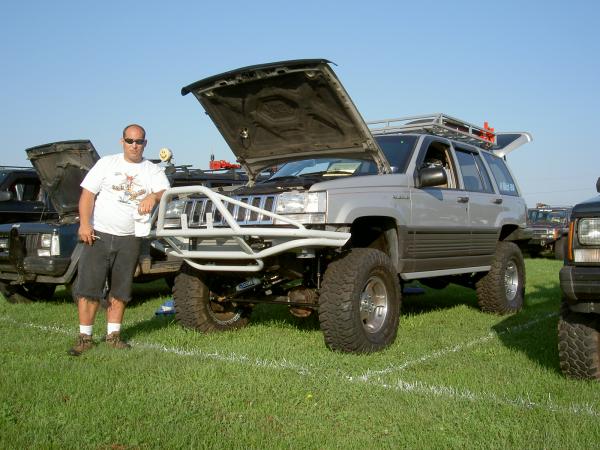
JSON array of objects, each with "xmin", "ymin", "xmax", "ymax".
[
  {"xmin": 80, "ymin": 325, "xmax": 93, "ymax": 336},
  {"xmin": 107, "ymin": 322, "xmax": 121, "ymax": 334}
]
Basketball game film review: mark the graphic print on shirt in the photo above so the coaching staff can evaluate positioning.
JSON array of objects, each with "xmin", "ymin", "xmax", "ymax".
[{"xmin": 111, "ymin": 172, "xmax": 147, "ymax": 204}]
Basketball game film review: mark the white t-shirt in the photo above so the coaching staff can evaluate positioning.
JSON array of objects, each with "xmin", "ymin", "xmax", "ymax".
[{"xmin": 80, "ymin": 154, "xmax": 170, "ymax": 236}]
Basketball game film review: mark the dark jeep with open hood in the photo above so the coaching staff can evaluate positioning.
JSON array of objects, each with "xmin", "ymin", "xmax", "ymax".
[
  {"xmin": 154, "ymin": 59, "xmax": 533, "ymax": 353},
  {"xmin": 0, "ymin": 165, "xmax": 57, "ymax": 224}
]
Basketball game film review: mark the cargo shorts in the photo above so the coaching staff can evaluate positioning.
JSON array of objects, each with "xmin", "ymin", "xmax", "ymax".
[{"xmin": 73, "ymin": 230, "xmax": 141, "ymax": 304}]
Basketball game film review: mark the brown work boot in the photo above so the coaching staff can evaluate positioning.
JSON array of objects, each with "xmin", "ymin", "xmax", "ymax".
[
  {"xmin": 105, "ymin": 331, "xmax": 131, "ymax": 349},
  {"xmin": 68, "ymin": 333, "xmax": 95, "ymax": 356}
]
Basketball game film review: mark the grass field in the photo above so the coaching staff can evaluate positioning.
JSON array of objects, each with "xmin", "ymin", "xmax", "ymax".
[{"xmin": 1, "ymin": 258, "xmax": 599, "ymax": 449}]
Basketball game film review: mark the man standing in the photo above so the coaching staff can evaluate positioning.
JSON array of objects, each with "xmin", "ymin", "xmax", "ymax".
[{"xmin": 68, "ymin": 124, "xmax": 170, "ymax": 356}]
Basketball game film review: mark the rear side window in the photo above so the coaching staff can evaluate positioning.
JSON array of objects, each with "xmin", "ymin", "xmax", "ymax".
[
  {"xmin": 455, "ymin": 149, "xmax": 494, "ymax": 193},
  {"xmin": 482, "ymin": 152, "xmax": 519, "ymax": 196}
]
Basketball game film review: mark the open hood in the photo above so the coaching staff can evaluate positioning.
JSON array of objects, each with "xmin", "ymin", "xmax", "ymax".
[
  {"xmin": 181, "ymin": 59, "xmax": 390, "ymax": 181},
  {"xmin": 26, "ymin": 140, "xmax": 100, "ymax": 216}
]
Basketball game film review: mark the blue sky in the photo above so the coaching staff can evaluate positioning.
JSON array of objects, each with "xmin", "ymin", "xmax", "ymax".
[{"xmin": 1, "ymin": 0, "xmax": 598, "ymax": 207}]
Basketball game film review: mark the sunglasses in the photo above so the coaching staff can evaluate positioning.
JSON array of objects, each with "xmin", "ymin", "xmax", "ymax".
[{"xmin": 124, "ymin": 138, "xmax": 146, "ymax": 145}]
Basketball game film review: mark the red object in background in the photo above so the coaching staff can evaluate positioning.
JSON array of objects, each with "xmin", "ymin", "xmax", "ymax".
[
  {"xmin": 209, "ymin": 154, "xmax": 241, "ymax": 170},
  {"xmin": 481, "ymin": 121, "xmax": 495, "ymax": 143}
]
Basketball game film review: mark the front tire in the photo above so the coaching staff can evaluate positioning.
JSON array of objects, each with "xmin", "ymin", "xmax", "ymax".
[
  {"xmin": 476, "ymin": 241, "xmax": 525, "ymax": 314},
  {"xmin": 554, "ymin": 237, "xmax": 567, "ymax": 260},
  {"xmin": 173, "ymin": 263, "xmax": 250, "ymax": 332},
  {"xmin": 318, "ymin": 248, "xmax": 401, "ymax": 353},
  {"xmin": 558, "ymin": 300, "xmax": 600, "ymax": 380}
]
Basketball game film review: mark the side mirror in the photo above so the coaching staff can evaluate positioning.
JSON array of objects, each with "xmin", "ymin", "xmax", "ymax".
[
  {"xmin": 418, "ymin": 167, "xmax": 447, "ymax": 188},
  {"xmin": 0, "ymin": 191, "xmax": 13, "ymax": 201},
  {"xmin": 596, "ymin": 177, "xmax": 600, "ymax": 193}
]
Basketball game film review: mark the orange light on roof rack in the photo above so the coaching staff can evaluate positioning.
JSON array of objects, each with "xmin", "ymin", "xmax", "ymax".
[{"xmin": 481, "ymin": 121, "xmax": 495, "ymax": 143}]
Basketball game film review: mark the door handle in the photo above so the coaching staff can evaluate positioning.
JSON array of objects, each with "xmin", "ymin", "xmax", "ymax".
[
  {"xmin": 493, "ymin": 198, "xmax": 503, "ymax": 204},
  {"xmin": 457, "ymin": 196, "xmax": 469, "ymax": 203}
]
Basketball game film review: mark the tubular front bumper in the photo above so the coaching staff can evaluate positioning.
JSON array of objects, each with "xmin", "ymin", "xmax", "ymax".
[{"xmin": 154, "ymin": 186, "xmax": 350, "ymax": 272}]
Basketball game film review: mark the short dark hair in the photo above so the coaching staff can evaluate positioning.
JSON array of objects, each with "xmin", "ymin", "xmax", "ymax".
[{"xmin": 122, "ymin": 124, "xmax": 146, "ymax": 139}]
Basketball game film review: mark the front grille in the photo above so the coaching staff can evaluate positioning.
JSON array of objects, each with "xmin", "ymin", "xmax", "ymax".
[
  {"xmin": 532, "ymin": 229, "xmax": 551, "ymax": 239},
  {"xmin": 187, "ymin": 194, "xmax": 278, "ymax": 227},
  {"xmin": 0, "ymin": 232, "xmax": 39, "ymax": 259},
  {"xmin": 24, "ymin": 234, "xmax": 40, "ymax": 253}
]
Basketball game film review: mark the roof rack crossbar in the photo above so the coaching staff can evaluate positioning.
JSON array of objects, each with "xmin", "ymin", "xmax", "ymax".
[{"xmin": 367, "ymin": 113, "xmax": 496, "ymax": 149}]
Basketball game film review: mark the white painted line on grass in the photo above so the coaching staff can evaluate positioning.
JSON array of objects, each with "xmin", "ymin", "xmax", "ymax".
[
  {"xmin": 2, "ymin": 313, "xmax": 598, "ymax": 418},
  {"xmin": 134, "ymin": 341, "xmax": 311, "ymax": 375},
  {"xmin": 347, "ymin": 376, "xmax": 600, "ymax": 418},
  {"xmin": 0, "ymin": 316, "xmax": 71, "ymax": 335},
  {"xmin": 355, "ymin": 312, "xmax": 558, "ymax": 381},
  {"xmin": 0, "ymin": 316, "xmax": 311, "ymax": 375}
]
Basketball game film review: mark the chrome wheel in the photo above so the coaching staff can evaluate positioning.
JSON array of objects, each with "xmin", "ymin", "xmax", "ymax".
[
  {"xmin": 359, "ymin": 275, "xmax": 389, "ymax": 334},
  {"xmin": 504, "ymin": 260, "xmax": 519, "ymax": 301}
]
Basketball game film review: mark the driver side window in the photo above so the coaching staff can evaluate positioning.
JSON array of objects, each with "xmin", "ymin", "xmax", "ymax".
[{"xmin": 421, "ymin": 141, "xmax": 457, "ymax": 189}]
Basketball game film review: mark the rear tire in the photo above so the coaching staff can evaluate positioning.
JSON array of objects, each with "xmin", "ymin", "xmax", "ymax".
[
  {"xmin": 318, "ymin": 248, "xmax": 401, "ymax": 353},
  {"xmin": 558, "ymin": 300, "xmax": 600, "ymax": 380},
  {"xmin": 173, "ymin": 263, "xmax": 250, "ymax": 332},
  {"xmin": 476, "ymin": 241, "xmax": 525, "ymax": 314}
]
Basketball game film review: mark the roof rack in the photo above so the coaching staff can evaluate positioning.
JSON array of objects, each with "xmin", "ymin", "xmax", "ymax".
[{"xmin": 367, "ymin": 113, "xmax": 496, "ymax": 149}]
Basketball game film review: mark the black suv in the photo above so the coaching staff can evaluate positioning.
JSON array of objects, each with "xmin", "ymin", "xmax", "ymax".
[
  {"xmin": 0, "ymin": 166, "xmax": 57, "ymax": 224},
  {"xmin": 558, "ymin": 178, "xmax": 600, "ymax": 379},
  {"xmin": 526, "ymin": 205, "xmax": 572, "ymax": 259},
  {"xmin": 0, "ymin": 140, "xmax": 249, "ymax": 303}
]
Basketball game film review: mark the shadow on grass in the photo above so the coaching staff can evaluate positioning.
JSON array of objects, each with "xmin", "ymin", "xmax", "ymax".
[
  {"xmin": 246, "ymin": 285, "xmax": 481, "ymax": 331},
  {"xmin": 492, "ymin": 281, "xmax": 561, "ymax": 374},
  {"xmin": 124, "ymin": 314, "xmax": 176, "ymax": 340},
  {"xmin": 402, "ymin": 284, "xmax": 480, "ymax": 315},
  {"xmin": 249, "ymin": 303, "xmax": 321, "ymax": 331}
]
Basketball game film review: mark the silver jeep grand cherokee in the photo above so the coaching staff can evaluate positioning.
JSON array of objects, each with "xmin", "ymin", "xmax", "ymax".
[{"xmin": 154, "ymin": 59, "xmax": 533, "ymax": 353}]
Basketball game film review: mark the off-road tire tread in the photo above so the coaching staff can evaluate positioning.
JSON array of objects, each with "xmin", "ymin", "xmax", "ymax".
[
  {"xmin": 476, "ymin": 241, "xmax": 525, "ymax": 314},
  {"xmin": 318, "ymin": 248, "xmax": 400, "ymax": 353},
  {"xmin": 173, "ymin": 263, "xmax": 249, "ymax": 332},
  {"xmin": 554, "ymin": 237, "xmax": 566, "ymax": 260},
  {"xmin": 558, "ymin": 300, "xmax": 600, "ymax": 380}
]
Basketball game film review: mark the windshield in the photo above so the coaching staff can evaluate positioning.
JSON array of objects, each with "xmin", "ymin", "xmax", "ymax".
[
  {"xmin": 265, "ymin": 134, "xmax": 419, "ymax": 180},
  {"xmin": 375, "ymin": 134, "xmax": 418, "ymax": 173},
  {"xmin": 268, "ymin": 158, "xmax": 378, "ymax": 180},
  {"xmin": 528, "ymin": 209, "xmax": 569, "ymax": 224}
]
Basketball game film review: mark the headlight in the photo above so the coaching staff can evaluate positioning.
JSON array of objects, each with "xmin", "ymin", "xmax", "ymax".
[
  {"xmin": 40, "ymin": 233, "xmax": 52, "ymax": 248},
  {"xmin": 276, "ymin": 191, "xmax": 326, "ymax": 214},
  {"xmin": 165, "ymin": 199, "xmax": 187, "ymax": 218},
  {"xmin": 164, "ymin": 199, "xmax": 188, "ymax": 228},
  {"xmin": 38, "ymin": 232, "xmax": 60, "ymax": 256},
  {"xmin": 0, "ymin": 238, "xmax": 8, "ymax": 250},
  {"xmin": 578, "ymin": 219, "xmax": 600, "ymax": 245}
]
